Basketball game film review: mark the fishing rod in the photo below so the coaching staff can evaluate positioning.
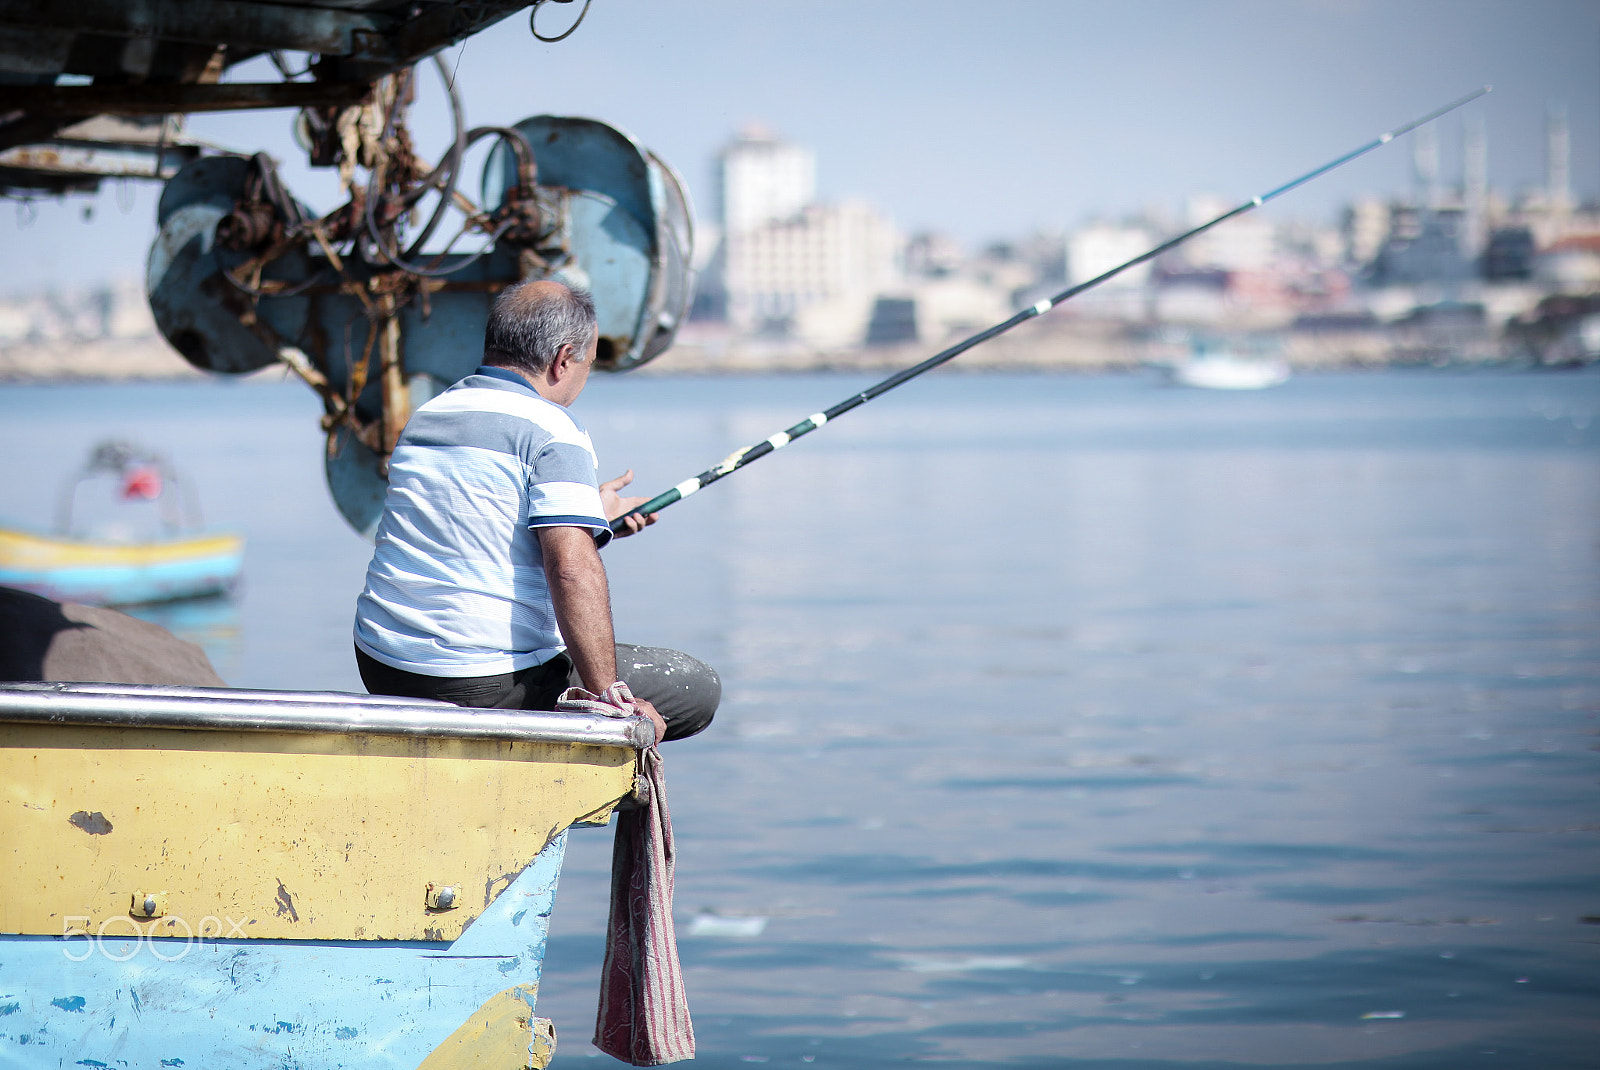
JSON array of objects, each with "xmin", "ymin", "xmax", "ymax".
[{"xmin": 611, "ymin": 86, "xmax": 1492, "ymax": 535}]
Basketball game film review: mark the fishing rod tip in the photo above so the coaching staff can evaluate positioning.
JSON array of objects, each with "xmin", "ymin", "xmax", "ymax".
[{"xmin": 1482, "ymin": 84, "xmax": 1494, "ymax": 94}]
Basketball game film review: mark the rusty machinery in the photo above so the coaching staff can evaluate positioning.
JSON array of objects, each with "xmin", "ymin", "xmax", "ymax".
[
  {"xmin": 1, "ymin": 1, "xmax": 691, "ymax": 535},
  {"xmin": 144, "ymin": 58, "xmax": 692, "ymax": 534}
]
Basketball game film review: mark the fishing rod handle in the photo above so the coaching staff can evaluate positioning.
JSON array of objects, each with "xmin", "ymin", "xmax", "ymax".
[{"xmin": 610, "ymin": 487, "xmax": 683, "ymax": 534}]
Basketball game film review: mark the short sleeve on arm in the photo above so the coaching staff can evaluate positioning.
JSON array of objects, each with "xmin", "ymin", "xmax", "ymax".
[{"xmin": 527, "ymin": 440, "xmax": 612, "ymax": 547}]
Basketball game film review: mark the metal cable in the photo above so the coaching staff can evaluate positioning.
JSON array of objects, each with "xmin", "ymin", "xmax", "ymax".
[
  {"xmin": 530, "ymin": 0, "xmax": 594, "ymax": 42},
  {"xmin": 364, "ymin": 126, "xmax": 535, "ymax": 278},
  {"xmin": 214, "ymin": 248, "xmax": 330, "ymax": 299},
  {"xmin": 400, "ymin": 54, "xmax": 469, "ymax": 257}
]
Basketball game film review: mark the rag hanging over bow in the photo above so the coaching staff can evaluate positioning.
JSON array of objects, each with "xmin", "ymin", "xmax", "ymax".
[{"xmin": 557, "ymin": 681, "xmax": 695, "ymax": 1065}]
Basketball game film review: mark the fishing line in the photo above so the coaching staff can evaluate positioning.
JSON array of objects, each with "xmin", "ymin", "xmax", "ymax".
[{"xmin": 611, "ymin": 86, "xmax": 1492, "ymax": 535}]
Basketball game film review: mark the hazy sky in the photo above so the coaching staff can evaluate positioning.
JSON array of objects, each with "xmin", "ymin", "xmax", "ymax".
[{"xmin": 4, "ymin": 0, "xmax": 1597, "ymax": 291}]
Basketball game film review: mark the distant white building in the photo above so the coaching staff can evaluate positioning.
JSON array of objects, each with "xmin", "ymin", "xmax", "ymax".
[
  {"xmin": 906, "ymin": 275, "xmax": 1012, "ymax": 343},
  {"xmin": 861, "ymin": 233, "xmax": 1019, "ymax": 346},
  {"xmin": 1067, "ymin": 224, "xmax": 1154, "ymax": 292},
  {"xmin": 1342, "ymin": 198, "xmax": 1390, "ymax": 268},
  {"xmin": 710, "ymin": 125, "xmax": 903, "ymax": 345},
  {"xmin": 0, "ymin": 305, "xmax": 30, "ymax": 345},
  {"xmin": 1537, "ymin": 234, "xmax": 1600, "ymax": 289},
  {"xmin": 0, "ymin": 278, "xmax": 155, "ymax": 347},
  {"xmin": 716, "ymin": 124, "xmax": 815, "ymax": 233},
  {"xmin": 725, "ymin": 199, "xmax": 902, "ymax": 344},
  {"xmin": 1180, "ymin": 193, "xmax": 1275, "ymax": 272},
  {"xmin": 904, "ymin": 232, "xmax": 966, "ymax": 278}
]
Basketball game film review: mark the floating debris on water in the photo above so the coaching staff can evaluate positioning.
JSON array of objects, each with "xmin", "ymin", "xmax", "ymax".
[
  {"xmin": 1332, "ymin": 914, "xmax": 1500, "ymax": 926},
  {"xmin": 896, "ymin": 955, "xmax": 1029, "ymax": 974},
  {"xmin": 1361, "ymin": 1011, "xmax": 1406, "ymax": 1019},
  {"xmin": 687, "ymin": 913, "xmax": 769, "ymax": 938}
]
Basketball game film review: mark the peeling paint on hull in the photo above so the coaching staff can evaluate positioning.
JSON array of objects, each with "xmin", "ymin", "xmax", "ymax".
[
  {"xmin": 0, "ymin": 688, "xmax": 635, "ymax": 1067},
  {"xmin": 0, "ymin": 833, "xmax": 567, "ymax": 1068}
]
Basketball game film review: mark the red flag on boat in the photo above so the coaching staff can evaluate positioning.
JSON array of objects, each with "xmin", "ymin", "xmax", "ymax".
[{"xmin": 121, "ymin": 466, "xmax": 163, "ymax": 501}]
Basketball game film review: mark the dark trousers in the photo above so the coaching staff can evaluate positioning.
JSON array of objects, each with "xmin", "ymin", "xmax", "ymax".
[{"xmin": 355, "ymin": 643, "xmax": 718, "ymax": 742}]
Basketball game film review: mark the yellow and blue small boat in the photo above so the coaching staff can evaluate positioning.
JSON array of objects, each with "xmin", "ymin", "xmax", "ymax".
[
  {"xmin": 1, "ymin": 440, "xmax": 243, "ymax": 606},
  {"xmin": 0, "ymin": 526, "xmax": 244, "ymax": 606}
]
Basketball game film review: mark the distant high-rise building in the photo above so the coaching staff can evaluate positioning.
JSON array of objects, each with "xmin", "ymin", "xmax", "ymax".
[
  {"xmin": 1547, "ymin": 104, "xmax": 1572, "ymax": 216},
  {"xmin": 1413, "ymin": 124, "xmax": 1441, "ymax": 210},
  {"xmin": 1463, "ymin": 117, "xmax": 1489, "ymax": 257},
  {"xmin": 716, "ymin": 124, "xmax": 816, "ymax": 233}
]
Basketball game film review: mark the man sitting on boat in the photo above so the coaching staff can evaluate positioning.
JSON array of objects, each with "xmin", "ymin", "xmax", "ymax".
[{"xmin": 352, "ymin": 280, "xmax": 718, "ymax": 741}]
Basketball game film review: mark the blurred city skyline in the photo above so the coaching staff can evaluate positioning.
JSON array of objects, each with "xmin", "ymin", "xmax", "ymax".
[{"xmin": 3, "ymin": 0, "xmax": 1598, "ymax": 292}]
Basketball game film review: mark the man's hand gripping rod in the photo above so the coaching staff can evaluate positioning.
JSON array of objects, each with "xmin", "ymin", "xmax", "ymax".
[{"xmin": 611, "ymin": 87, "xmax": 1492, "ymax": 536}]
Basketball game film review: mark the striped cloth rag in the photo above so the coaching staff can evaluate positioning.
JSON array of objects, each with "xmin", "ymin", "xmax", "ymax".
[{"xmin": 558, "ymin": 683, "xmax": 696, "ymax": 1065}]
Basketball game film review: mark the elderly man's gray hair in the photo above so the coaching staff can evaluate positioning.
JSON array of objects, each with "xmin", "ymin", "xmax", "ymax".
[{"xmin": 483, "ymin": 280, "xmax": 597, "ymax": 374}]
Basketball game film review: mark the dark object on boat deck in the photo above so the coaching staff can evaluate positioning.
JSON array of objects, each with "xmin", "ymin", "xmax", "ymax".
[{"xmin": 0, "ymin": 586, "xmax": 224, "ymax": 686}]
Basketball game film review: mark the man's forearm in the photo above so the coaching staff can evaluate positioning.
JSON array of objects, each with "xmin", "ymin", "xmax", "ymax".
[{"xmin": 537, "ymin": 526, "xmax": 618, "ymax": 692}]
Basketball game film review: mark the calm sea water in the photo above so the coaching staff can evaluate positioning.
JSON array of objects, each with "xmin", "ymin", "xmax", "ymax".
[{"xmin": 2, "ymin": 368, "xmax": 1597, "ymax": 1068}]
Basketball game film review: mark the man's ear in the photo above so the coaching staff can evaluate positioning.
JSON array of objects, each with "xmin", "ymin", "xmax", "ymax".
[{"xmin": 551, "ymin": 343, "xmax": 576, "ymax": 377}]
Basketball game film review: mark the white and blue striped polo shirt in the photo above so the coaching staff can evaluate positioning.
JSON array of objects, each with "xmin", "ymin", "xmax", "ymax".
[{"xmin": 353, "ymin": 365, "xmax": 612, "ymax": 677}]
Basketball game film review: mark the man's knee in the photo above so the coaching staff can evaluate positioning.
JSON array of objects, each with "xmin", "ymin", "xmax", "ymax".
[
  {"xmin": 661, "ymin": 663, "xmax": 719, "ymax": 741},
  {"xmin": 614, "ymin": 644, "xmax": 720, "ymax": 742}
]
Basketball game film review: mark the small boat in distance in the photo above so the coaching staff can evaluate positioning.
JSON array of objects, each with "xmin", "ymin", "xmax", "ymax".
[
  {"xmin": 1171, "ymin": 352, "xmax": 1292, "ymax": 390},
  {"xmin": 1162, "ymin": 335, "xmax": 1291, "ymax": 390},
  {"xmin": 0, "ymin": 441, "xmax": 242, "ymax": 606}
]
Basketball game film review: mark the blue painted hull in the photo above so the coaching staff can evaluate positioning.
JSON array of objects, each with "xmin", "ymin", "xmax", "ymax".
[
  {"xmin": 0, "ymin": 834, "xmax": 568, "ymax": 1068},
  {"xmin": 0, "ymin": 554, "xmax": 242, "ymax": 606}
]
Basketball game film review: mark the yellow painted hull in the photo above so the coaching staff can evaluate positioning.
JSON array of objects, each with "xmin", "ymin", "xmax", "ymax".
[
  {"xmin": 1, "ymin": 722, "xmax": 633, "ymax": 942},
  {"xmin": 0, "ymin": 686, "xmax": 643, "ymax": 1066}
]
